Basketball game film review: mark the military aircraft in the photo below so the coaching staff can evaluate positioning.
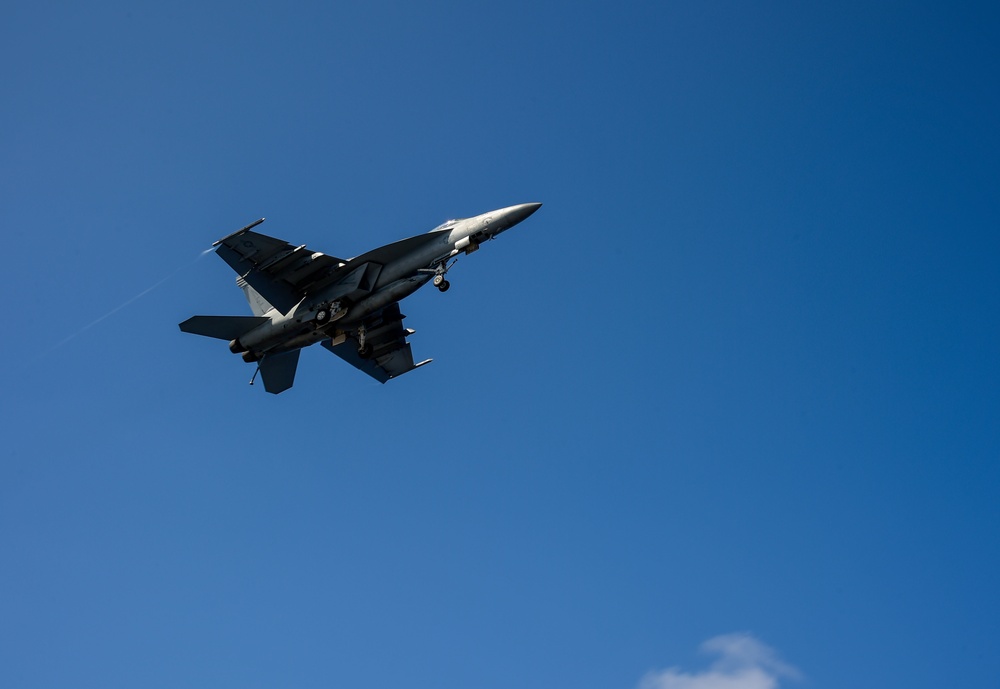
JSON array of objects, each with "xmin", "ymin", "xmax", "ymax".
[{"xmin": 179, "ymin": 202, "xmax": 542, "ymax": 393}]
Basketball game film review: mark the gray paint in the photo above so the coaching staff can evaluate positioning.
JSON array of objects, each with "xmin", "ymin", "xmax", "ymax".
[{"xmin": 179, "ymin": 203, "xmax": 542, "ymax": 393}]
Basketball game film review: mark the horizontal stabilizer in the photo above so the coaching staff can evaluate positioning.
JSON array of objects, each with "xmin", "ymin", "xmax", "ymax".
[{"xmin": 179, "ymin": 315, "xmax": 269, "ymax": 341}]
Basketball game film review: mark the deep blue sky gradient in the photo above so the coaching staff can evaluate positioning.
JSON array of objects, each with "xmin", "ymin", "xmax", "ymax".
[{"xmin": 2, "ymin": 3, "xmax": 998, "ymax": 688}]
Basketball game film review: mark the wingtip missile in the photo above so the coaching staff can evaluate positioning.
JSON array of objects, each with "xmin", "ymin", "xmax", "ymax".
[{"xmin": 213, "ymin": 217, "xmax": 266, "ymax": 247}]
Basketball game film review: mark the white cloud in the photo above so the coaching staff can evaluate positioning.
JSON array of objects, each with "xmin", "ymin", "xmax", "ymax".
[{"xmin": 638, "ymin": 633, "xmax": 801, "ymax": 689}]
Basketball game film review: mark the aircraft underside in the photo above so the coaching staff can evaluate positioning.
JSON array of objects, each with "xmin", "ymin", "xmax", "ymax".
[{"xmin": 179, "ymin": 203, "xmax": 541, "ymax": 392}]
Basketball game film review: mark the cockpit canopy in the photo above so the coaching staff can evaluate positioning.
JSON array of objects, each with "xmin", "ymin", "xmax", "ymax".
[{"xmin": 429, "ymin": 218, "xmax": 463, "ymax": 233}]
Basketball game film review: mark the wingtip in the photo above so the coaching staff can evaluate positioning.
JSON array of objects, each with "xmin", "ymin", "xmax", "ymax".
[{"xmin": 213, "ymin": 217, "xmax": 266, "ymax": 246}]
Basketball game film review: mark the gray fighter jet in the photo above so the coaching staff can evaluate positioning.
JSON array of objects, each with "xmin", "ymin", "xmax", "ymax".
[{"xmin": 179, "ymin": 202, "xmax": 542, "ymax": 393}]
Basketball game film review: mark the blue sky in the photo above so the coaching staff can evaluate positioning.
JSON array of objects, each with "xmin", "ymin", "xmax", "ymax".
[{"xmin": 2, "ymin": 2, "xmax": 998, "ymax": 688}]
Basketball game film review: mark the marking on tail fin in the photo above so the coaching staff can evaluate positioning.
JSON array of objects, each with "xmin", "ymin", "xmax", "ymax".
[{"xmin": 236, "ymin": 277, "xmax": 277, "ymax": 316}]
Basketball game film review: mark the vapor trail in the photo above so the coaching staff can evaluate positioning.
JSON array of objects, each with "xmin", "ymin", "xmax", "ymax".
[{"xmin": 38, "ymin": 248, "xmax": 213, "ymax": 358}]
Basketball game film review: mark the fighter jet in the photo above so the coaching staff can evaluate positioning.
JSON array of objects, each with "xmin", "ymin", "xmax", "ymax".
[{"xmin": 179, "ymin": 202, "xmax": 542, "ymax": 393}]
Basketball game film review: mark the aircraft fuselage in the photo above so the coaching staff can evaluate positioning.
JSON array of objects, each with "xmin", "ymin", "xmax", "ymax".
[
  {"xmin": 235, "ymin": 202, "xmax": 541, "ymax": 358},
  {"xmin": 181, "ymin": 202, "xmax": 541, "ymax": 390}
]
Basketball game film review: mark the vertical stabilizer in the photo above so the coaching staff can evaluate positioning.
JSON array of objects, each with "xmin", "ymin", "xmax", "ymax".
[
  {"xmin": 258, "ymin": 350, "xmax": 300, "ymax": 394},
  {"xmin": 237, "ymin": 277, "xmax": 277, "ymax": 316}
]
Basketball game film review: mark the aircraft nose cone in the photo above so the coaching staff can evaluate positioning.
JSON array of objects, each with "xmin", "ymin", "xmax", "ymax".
[
  {"xmin": 483, "ymin": 203, "xmax": 543, "ymax": 236},
  {"xmin": 507, "ymin": 202, "xmax": 542, "ymax": 224}
]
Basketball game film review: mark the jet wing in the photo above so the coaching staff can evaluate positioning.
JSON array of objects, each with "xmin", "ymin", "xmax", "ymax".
[
  {"xmin": 320, "ymin": 303, "xmax": 432, "ymax": 383},
  {"xmin": 213, "ymin": 222, "xmax": 348, "ymax": 314},
  {"xmin": 347, "ymin": 229, "xmax": 452, "ymax": 267}
]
